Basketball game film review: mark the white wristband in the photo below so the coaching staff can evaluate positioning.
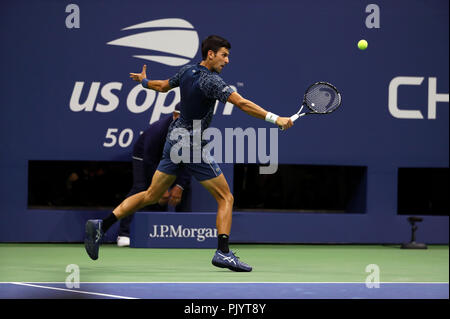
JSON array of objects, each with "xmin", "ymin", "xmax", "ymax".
[{"xmin": 265, "ymin": 112, "xmax": 279, "ymax": 124}]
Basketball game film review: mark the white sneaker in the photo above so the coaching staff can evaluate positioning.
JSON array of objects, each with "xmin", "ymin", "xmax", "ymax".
[{"xmin": 117, "ymin": 236, "xmax": 130, "ymax": 247}]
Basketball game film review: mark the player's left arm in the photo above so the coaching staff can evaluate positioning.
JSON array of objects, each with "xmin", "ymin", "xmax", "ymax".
[
  {"xmin": 144, "ymin": 79, "xmax": 171, "ymax": 92},
  {"xmin": 227, "ymin": 91, "xmax": 293, "ymax": 130},
  {"xmin": 129, "ymin": 64, "xmax": 171, "ymax": 92}
]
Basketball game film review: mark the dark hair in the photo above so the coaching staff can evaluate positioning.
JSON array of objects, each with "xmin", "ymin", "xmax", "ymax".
[{"xmin": 201, "ymin": 35, "xmax": 231, "ymax": 60}]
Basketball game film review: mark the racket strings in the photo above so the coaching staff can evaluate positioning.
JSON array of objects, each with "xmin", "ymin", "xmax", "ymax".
[{"xmin": 305, "ymin": 83, "xmax": 341, "ymax": 113}]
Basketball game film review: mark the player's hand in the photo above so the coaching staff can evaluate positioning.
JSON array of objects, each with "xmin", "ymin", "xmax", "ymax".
[
  {"xmin": 168, "ymin": 185, "xmax": 183, "ymax": 207},
  {"xmin": 276, "ymin": 117, "xmax": 294, "ymax": 130},
  {"xmin": 129, "ymin": 64, "xmax": 147, "ymax": 82},
  {"xmin": 158, "ymin": 190, "xmax": 170, "ymax": 206}
]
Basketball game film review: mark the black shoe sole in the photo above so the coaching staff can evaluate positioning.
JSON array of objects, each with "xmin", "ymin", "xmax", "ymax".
[
  {"xmin": 212, "ymin": 260, "xmax": 252, "ymax": 272},
  {"xmin": 84, "ymin": 221, "xmax": 99, "ymax": 260}
]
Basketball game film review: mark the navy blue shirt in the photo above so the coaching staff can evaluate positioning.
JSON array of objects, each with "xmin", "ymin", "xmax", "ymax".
[{"xmin": 167, "ymin": 64, "xmax": 235, "ymax": 145}]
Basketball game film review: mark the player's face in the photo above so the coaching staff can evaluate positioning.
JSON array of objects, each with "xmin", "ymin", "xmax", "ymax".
[{"xmin": 211, "ymin": 47, "xmax": 229, "ymax": 73}]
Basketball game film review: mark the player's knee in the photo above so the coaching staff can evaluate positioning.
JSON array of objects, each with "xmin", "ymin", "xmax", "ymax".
[
  {"xmin": 224, "ymin": 192, "xmax": 234, "ymax": 206},
  {"xmin": 216, "ymin": 191, "xmax": 233, "ymax": 207}
]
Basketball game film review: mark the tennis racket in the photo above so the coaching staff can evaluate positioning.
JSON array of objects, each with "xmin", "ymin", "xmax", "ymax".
[{"xmin": 280, "ymin": 81, "xmax": 342, "ymax": 130}]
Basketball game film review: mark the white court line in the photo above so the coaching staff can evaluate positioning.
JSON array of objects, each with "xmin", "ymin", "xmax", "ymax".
[
  {"xmin": 9, "ymin": 282, "xmax": 138, "ymax": 299},
  {"xmin": 3, "ymin": 281, "xmax": 448, "ymax": 284}
]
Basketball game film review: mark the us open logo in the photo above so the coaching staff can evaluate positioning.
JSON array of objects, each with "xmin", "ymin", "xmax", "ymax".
[{"xmin": 107, "ymin": 18, "xmax": 199, "ymax": 66}]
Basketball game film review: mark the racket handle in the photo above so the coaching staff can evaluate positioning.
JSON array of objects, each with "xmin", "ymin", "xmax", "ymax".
[
  {"xmin": 280, "ymin": 114, "xmax": 297, "ymax": 131},
  {"xmin": 280, "ymin": 113, "xmax": 305, "ymax": 130}
]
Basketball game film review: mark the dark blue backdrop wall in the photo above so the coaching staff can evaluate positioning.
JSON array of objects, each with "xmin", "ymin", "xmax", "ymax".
[{"xmin": 0, "ymin": 0, "xmax": 448, "ymax": 244}]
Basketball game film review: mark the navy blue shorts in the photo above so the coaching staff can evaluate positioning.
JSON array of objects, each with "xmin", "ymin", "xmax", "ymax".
[{"xmin": 157, "ymin": 140, "xmax": 222, "ymax": 181}]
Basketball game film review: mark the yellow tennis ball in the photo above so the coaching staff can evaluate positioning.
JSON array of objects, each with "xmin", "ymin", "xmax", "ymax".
[{"xmin": 358, "ymin": 39, "xmax": 368, "ymax": 50}]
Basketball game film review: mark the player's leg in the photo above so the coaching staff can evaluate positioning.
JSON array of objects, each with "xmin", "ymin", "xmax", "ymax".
[
  {"xmin": 112, "ymin": 170, "xmax": 175, "ymax": 220},
  {"xmin": 199, "ymin": 174, "xmax": 252, "ymax": 272},
  {"xmin": 84, "ymin": 170, "xmax": 175, "ymax": 260},
  {"xmin": 199, "ymin": 174, "xmax": 233, "ymax": 236}
]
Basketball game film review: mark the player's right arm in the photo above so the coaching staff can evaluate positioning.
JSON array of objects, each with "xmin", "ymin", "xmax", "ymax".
[
  {"xmin": 227, "ymin": 91, "xmax": 293, "ymax": 130},
  {"xmin": 129, "ymin": 64, "xmax": 171, "ymax": 92}
]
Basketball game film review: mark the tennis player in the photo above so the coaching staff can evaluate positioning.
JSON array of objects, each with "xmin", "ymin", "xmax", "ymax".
[{"xmin": 85, "ymin": 35, "xmax": 293, "ymax": 272}]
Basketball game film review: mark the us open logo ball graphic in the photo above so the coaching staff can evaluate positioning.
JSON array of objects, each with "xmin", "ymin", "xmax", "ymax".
[{"xmin": 107, "ymin": 18, "xmax": 199, "ymax": 66}]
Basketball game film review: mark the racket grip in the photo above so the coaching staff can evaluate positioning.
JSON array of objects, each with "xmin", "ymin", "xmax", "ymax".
[
  {"xmin": 290, "ymin": 114, "xmax": 300, "ymax": 122},
  {"xmin": 280, "ymin": 113, "xmax": 303, "ymax": 130}
]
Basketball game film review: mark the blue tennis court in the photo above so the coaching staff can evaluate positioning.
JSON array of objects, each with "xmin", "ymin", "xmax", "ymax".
[{"xmin": 0, "ymin": 282, "xmax": 447, "ymax": 299}]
